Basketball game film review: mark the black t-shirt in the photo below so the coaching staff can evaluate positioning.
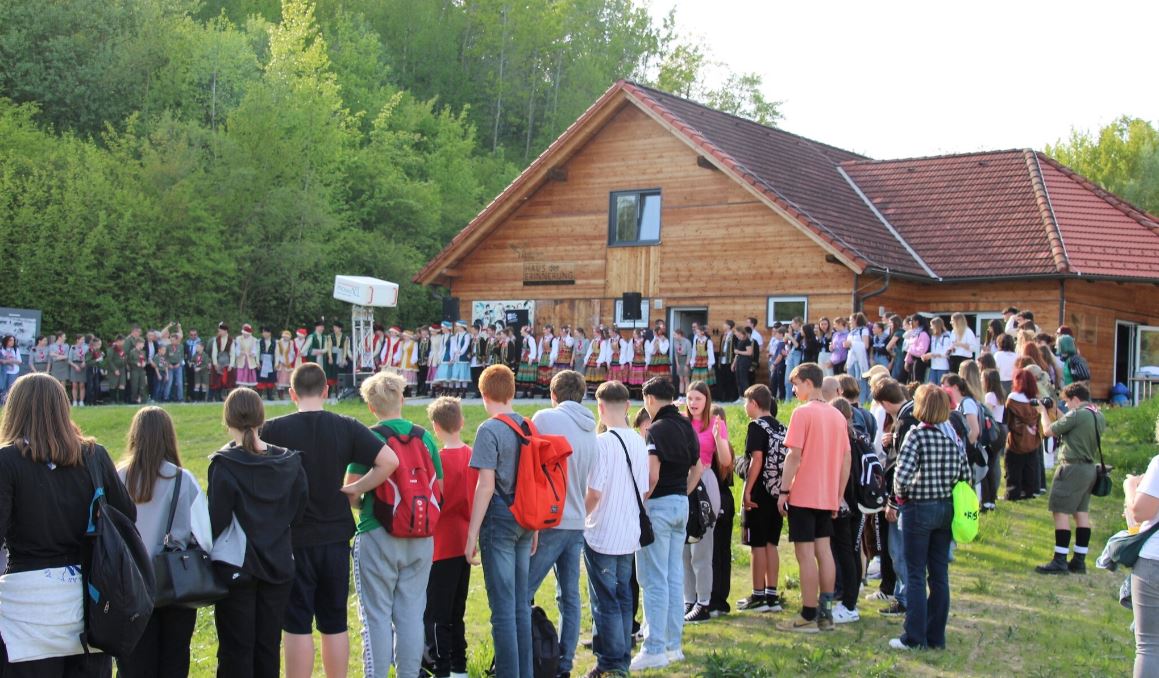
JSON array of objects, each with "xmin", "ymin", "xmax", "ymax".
[
  {"xmin": 646, "ymin": 404, "xmax": 699, "ymax": 499},
  {"xmin": 736, "ymin": 337, "xmax": 752, "ymax": 363},
  {"xmin": 0, "ymin": 444, "xmax": 135, "ymax": 573},
  {"xmin": 744, "ymin": 415, "xmax": 786, "ymax": 498},
  {"xmin": 261, "ymin": 410, "xmax": 382, "ymax": 547}
]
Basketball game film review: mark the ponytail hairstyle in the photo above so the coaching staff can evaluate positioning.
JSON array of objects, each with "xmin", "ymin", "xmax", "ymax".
[{"xmin": 224, "ymin": 387, "xmax": 266, "ymax": 454}]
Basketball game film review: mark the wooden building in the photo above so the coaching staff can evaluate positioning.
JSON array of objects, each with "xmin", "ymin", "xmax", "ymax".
[{"xmin": 415, "ymin": 81, "xmax": 1159, "ymax": 397}]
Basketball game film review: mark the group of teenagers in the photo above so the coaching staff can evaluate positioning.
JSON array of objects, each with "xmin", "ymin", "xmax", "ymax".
[{"xmin": 0, "ymin": 300, "xmax": 1116, "ymax": 677}]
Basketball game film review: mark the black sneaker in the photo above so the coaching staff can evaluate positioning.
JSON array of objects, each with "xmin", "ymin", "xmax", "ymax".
[
  {"xmin": 736, "ymin": 595, "xmax": 770, "ymax": 612},
  {"xmin": 684, "ymin": 602, "xmax": 693, "ymax": 616},
  {"xmin": 1068, "ymin": 556, "xmax": 1087, "ymax": 574},
  {"xmin": 881, "ymin": 601, "xmax": 907, "ymax": 617},
  {"xmin": 684, "ymin": 602, "xmax": 711, "ymax": 623},
  {"xmin": 765, "ymin": 594, "xmax": 785, "ymax": 612}
]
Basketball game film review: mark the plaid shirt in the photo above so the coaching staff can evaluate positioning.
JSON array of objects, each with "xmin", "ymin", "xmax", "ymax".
[{"xmin": 893, "ymin": 424, "xmax": 970, "ymax": 502}]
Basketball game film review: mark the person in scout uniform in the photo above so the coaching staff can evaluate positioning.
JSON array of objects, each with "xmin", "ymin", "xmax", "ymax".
[
  {"xmin": 233, "ymin": 324, "xmax": 260, "ymax": 389},
  {"xmin": 257, "ymin": 326, "xmax": 278, "ymax": 400},
  {"xmin": 209, "ymin": 322, "xmax": 235, "ymax": 402},
  {"xmin": 190, "ymin": 340, "xmax": 210, "ymax": 401},
  {"xmin": 28, "ymin": 335, "xmax": 50, "ymax": 374},
  {"xmin": 151, "ymin": 343, "xmax": 171, "ymax": 402},
  {"xmin": 275, "ymin": 330, "xmax": 295, "ymax": 399},
  {"xmin": 127, "ymin": 337, "xmax": 149, "ymax": 404},
  {"xmin": 49, "ymin": 333, "xmax": 70, "ymax": 385},
  {"xmin": 67, "ymin": 334, "xmax": 88, "ymax": 407},
  {"xmin": 107, "ymin": 336, "xmax": 128, "ymax": 404},
  {"xmin": 86, "ymin": 337, "xmax": 106, "ymax": 406},
  {"xmin": 331, "ymin": 320, "xmax": 352, "ymax": 391}
]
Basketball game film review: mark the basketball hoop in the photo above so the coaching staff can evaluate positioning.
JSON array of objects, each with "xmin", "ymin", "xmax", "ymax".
[{"xmin": 333, "ymin": 276, "xmax": 399, "ymax": 396}]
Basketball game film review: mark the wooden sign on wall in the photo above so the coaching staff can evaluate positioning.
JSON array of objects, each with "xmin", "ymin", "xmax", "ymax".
[{"xmin": 523, "ymin": 261, "xmax": 576, "ymax": 286}]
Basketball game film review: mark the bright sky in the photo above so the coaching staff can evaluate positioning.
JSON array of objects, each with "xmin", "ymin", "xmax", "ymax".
[{"xmin": 648, "ymin": 0, "xmax": 1159, "ymax": 159}]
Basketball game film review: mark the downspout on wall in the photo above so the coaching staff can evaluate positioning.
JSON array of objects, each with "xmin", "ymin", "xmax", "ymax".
[{"xmin": 857, "ymin": 269, "xmax": 892, "ymax": 313}]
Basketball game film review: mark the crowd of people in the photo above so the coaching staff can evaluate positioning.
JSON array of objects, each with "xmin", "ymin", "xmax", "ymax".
[{"xmin": 0, "ymin": 301, "xmax": 1137, "ymax": 678}]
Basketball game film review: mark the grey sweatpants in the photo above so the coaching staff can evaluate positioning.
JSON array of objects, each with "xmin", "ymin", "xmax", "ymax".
[
  {"xmin": 1134, "ymin": 557, "xmax": 1159, "ymax": 678},
  {"xmin": 683, "ymin": 473, "xmax": 720, "ymax": 605},
  {"xmin": 353, "ymin": 528, "xmax": 434, "ymax": 678}
]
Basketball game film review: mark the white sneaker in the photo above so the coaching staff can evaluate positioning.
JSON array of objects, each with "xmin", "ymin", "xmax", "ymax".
[
  {"xmin": 667, "ymin": 648, "xmax": 685, "ymax": 663},
  {"xmin": 865, "ymin": 590, "xmax": 893, "ymax": 602},
  {"xmin": 889, "ymin": 637, "xmax": 913, "ymax": 650},
  {"xmin": 832, "ymin": 603, "xmax": 861, "ymax": 624},
  {"xmin": 630, "ymin": 651, "xmax": 670, "ymax": 671},
  {"xmin": 866, "ymin": 556, "xmax": 881, "ymax": 579}
]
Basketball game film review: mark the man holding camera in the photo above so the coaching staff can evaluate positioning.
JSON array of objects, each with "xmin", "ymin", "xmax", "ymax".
[{"xmin": 1033, "ymin": 383, "xmax": 1106, "ymax": 575}]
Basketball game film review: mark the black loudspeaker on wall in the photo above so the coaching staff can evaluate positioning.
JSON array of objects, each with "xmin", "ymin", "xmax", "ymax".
[
  {"xmin": 442, "ymin": 297, "xmax": 460, "ymax": 322},
  {"xmin": 621, "ymin": 292, "xmax": 642, "ymax": 321}
]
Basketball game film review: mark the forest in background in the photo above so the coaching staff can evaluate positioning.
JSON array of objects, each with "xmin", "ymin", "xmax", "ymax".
[
  {"xmin": 1, "ymin": 0, "xmax": 1154, "ymax": 336},
  {"xmin": 0, "ymin": 0, "xmax": 778, "ymax": 335}
]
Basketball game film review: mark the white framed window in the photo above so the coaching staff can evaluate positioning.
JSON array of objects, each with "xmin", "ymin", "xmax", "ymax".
[
  {"xmin": 767, "ymin": 296, "xmax": 808, "ymax": 325},
  {"xmin": 614, "ymin": 297, "xmax": 650, "ymax": 328}
]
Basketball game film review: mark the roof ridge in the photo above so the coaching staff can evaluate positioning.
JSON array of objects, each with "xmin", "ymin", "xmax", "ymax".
[
  {"xmin": 843, "ymin": 148, "xmax": 1029, "ymax": 167},
  {"xmin": 1024, "ymin": 149, "xmax": 1070, "ymax": 274},
  {"xmin": 1035, "ymin": 152, "xmax": 1159, "ymax": 234},
  {"xmin": 836, "ymin": 166, "xmax": 940, "ymax": 280},
  {"xmin": 622, "ymin": 80, "xmax": 872, "ymax": 161}
]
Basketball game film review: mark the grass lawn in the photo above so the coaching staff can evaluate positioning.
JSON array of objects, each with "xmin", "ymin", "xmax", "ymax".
[{"xmin": 70, "ymin": 395, "xmax": 1157, "ymax": 677}]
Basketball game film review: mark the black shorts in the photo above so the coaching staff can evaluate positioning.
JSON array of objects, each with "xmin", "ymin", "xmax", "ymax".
[
  {"xmin": 283, "ymin": 542, "xmax": 351, "ymax": 635},
  {"xmin": 787, "ymin": 505, "xmax": 834, "ymax": 543},
  {"xmin": 742, "ymin": 491, "xmax": 783, "ymax": 548}
]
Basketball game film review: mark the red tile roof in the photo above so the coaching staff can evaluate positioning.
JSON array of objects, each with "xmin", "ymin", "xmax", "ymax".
[{"xmin": 416, "ymin": 80, "xmax": 1159, "ymax": 285}]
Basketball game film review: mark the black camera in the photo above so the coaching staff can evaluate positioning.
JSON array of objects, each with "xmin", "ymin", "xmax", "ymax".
[{"xmin": 1029, "ymin": 397, "xmax": 1054, "ymax": 409}]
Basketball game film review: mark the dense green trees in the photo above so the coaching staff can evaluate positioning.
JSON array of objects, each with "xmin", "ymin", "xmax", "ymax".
[
  {"xmin": 1047, "ymin": 116, "xmax": 1159, "ymax": 216},
  {"xmin": 0, "ymin": 0, "xmax": 778, "ymax": 334}
]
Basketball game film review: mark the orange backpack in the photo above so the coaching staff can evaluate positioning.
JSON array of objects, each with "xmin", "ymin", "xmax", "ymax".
[{"xmin": 494, "ymin": 414, "xmax": 573, "ymax": 531}]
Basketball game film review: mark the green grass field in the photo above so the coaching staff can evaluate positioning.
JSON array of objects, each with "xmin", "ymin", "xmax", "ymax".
[{"xmin": 70, "ymin": 396, "xmax": 1158, "ymax": 677}]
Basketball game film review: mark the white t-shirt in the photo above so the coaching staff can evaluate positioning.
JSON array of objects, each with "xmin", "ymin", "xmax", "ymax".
[
  {"xmin": 930, "ymin": 333, "xmax": 953, "ymax": 371},
  {"xmin": 985, "ymin": 392, "xmax": 1005, "ymax": 422},
  {"xmin": 585, "ymin": 428, "xmax": 650, "ymax": 556},
  {"xmin": 1136, "ymin": 455, "xmax": 1159, "ymax": 560},
  {"xmin": 994, "ymin": 351, "xmax": 1018, "ymax": 381},
  {"xmin": 950, "ymin": 328, "xmax": 979, "ymax": 358}
]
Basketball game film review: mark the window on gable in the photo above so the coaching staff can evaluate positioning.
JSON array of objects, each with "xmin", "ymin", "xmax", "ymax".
[
  {"xmin": 609, "ymin": 190, "xmax": 661, "ymax": 246},
  {"xmin": 767, "ymin": 296, "xmax": 809, "ymax": 325}
]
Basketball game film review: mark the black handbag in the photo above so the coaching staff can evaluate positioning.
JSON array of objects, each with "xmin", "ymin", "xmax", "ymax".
[
  {"xmin": 152, "ymin": 474, "xmax": 227, "ymax": 608},
  {"xmin": 610, "ymin": 431, "xmax": 654, "ymax": 547},
  {"xmin": 1089, "ymin": 409, "xmax": 1112, "ymax": 498}
]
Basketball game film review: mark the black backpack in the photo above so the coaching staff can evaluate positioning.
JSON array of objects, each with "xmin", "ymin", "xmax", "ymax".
[
  {"xmin": 851, "ymin": 432, "xmax": 887, "ymax": 514},
  {"xmin": 82, "ymin": 450, "xmax": 155, "ymax": 657},
  {"xmin": 532, "ymin": 605, "xmax": 562, "ymax": 678},
  {"xmin": 1068, "ymin": 354, "xmax": 1091, "ymax": 382}
]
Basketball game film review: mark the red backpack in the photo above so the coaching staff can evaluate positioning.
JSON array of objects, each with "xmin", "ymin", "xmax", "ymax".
[
  {"xmin": 371, "ymin": 424, "xmax": 441, "ymax": 538},
  {"xmin": 494, "ymin": 414, "xmax": 572, "ymax": 531}
]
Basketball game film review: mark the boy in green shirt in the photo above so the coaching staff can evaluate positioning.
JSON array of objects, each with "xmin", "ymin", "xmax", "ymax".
[{"xmin": 127, "ymin": 338, "xmax": 148, "ymax": 404}]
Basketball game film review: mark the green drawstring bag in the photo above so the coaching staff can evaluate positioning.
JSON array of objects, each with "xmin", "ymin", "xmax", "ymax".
[{"xmin": 952, "ymin": 481, "xmax": 980, "ymax": 543}]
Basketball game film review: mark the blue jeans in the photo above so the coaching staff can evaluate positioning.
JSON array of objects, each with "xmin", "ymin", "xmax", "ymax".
[
  {"xmin": 901, "ymin": 499, "xmax": 953, "ymax": 648},
  {"xmin": 152, "ymin": 372, "xmax": 169, "ymax": 402},
  {"xmin": 0, "ymin": 371, "xmax": 18, "ymax": 403},
  {"xmin": 889, "ymin": 514, "xmax": 907, "ymax": 607},
  {"xmin": 165, "ymin": 366, "xmax": 183, "ymax": 402},
  {"xmin": 528, "ymin": 528, "xmax": 584, "ymax": 672},
  {"xmin": 891, "ymin": 355, "xmax": 908, "ymax": 382},
  {"xmin": 784, "ymin": 350, "xmax": 802, "ymax": 399},
  {"xmin": 584, "ymin": 544, "xmax": 634, "ymax": 673},
  {"xmin": 636, "ymin": 494, "xmax": 687, "ymax": 656},
  {"xmin": 480, "ymin": 496, "xmax": 533, "ymax": 678},
  {"xmin": 928, "ymin": 368, "xmax": 947, "ymax": 385}
]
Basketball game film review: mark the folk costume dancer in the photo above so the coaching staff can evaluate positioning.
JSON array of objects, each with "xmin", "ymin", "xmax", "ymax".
[
  {"xmin": 550, "ymin": 325, "xmax": 576, "ymax": 378},
  {"xmin": 306, "ymin": 320, "xmax": 332, "ymax": 371},
  {"xmin": 469, "ymin": 324, "xmax": 488, "ymax": 398},
  {"xmin": 257, "ymin": 327, "xmax": 278, "ymax": 400},
  {"xmin": 397, "ymin": 330, "xmax": 419, "ymax": 393},
  {"xmin": 432, "ymin": 321, "xmax": 454, "ymax": 396},
  {"xmin": 331, "ymin": 320, "xmax": 352, "ymax": 393},
  {"xmin": 690, "ymin": 327, "xmax": 716, "ymax": 385},
  {"xmin": 583, "ymin": 331, "xmax": 607, "ymax": 391},
  {"xmin": 648, "ymin": 329, "xmax": 671, "ymax": 381},
  {"xmin": 504, "ymin": 327, "xmax": 520, "ymax": 371},
  {"xmin": 628, "ymin": 330, "xmax": 647, "ymax": 388},
  {"xmin": 617, "ymin": 331, "xmax": 633, "ymax": 385},
  {"xmin": 517, "ymin": 326, "xmax": 539, "ymax": 398},
  {"xmin": 416, "ymin": 326, "xmax": 432, "ymax": 396},
  {"xmin": 291, "ymin": 328, "xmax": 310, "ymax": 371},
  {"xmin": 360, "ymin": 324, "xmax": 385, "ymax": 374},
  {"xmin": 450, "ymin": 321, "xmax": 471, "ymax": 396},
  {"xmin": 537, "ymin": 325, "xmax": 555, "ymax": 396},
  {"xmin": 209, "ymin": 322, "xmax": 235, "ymax": 402},
  {"xmin": 233, "ymin": 324, "xmax": 260, "ymax": 389},
  {"xmin": 275, "ymin": 330, "xmax": 295, "ymax": 399},
  {"xmin": 488, "ymin": 326, "xmax": 506, "ymax": 368},
  {"xmin": 381, "ymin": 326, "xmax": 403, "ymax": 376}
]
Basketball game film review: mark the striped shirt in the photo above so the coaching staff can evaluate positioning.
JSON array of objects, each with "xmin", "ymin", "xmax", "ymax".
[
  {"xmin": 585, "ymin": 428, "xmax": 650, "ymax": 556},
  {"xmin": 894, "ymin": 424, "xmax": 969, "ymax": 502}
]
